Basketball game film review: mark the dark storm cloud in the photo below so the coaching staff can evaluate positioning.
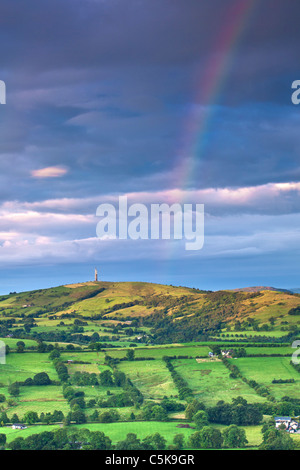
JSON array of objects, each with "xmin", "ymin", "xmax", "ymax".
[
  {"xmin": 0, "ymin": 0, "xmax": 299, "ymax": 198},
  {"xmin": 1, "ymin": 0, "xmax": 300, "ymax": 288},
  {"xmin": 0, "ymin": 0, "xmax": 298, "ymax": 91}
]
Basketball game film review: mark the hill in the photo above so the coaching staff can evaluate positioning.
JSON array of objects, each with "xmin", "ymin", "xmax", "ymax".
[
  {"xmin": 0, "ymin": 281, "xmax": 299, "ymax": 343},
  {"xmin": 289, "ymin": 288, "xmax": 300, "ymax": 294},
  {"xmin": 231, "ymin": 286, "xmax": 293, "ymax": 294}
]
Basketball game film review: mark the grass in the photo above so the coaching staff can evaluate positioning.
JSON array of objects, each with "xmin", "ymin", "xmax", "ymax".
[
  {"xmin": 118, "ymin": 360, "xmax": 178, "ymax": 400},
  {"xmin": 108, "ymin": 345, "xmax": 210, "ymax": 360},
  {"xmin": 172, "ymin": 358, "xmax": 267, "ymax": 406},
  {"xmin": 74, "ymin": 421, "xmax": 195, "ymax": 445},
  {"xmin": 2, "ymin": 385, "xmax": 70, "ymax": 418},
  {"xmin": 216, "ymin": 330, "xmax": 291, "ymax": 338},
  {"xmin": 0, "ymin": 337, "xmax": 38, "ymax": 348},
  {"xmin": 0, "ymin": 353, "xmax": 58, "ymax": 385},
  {"xmin": 229, "ymin": 357, "xmax": 300, "ymax": 400},
  {"xmin": 1, "ymin": 424, "xmax": 62, "ymax": 443},
  {"xmin": 243, "ymin": 346, "xmax": 293, "ymax": 355},
  {"xmin": 59, "ymin": 351, "xmax": 106, "ymax": 364},
  {"xmin": 0, "ymin": 421, "xmax": 195, "ymax": 445},
  {"xmin": 1, "ymin": 281, "xmax": 300, "ymax": 451},
  {"xmin": 2, "ymin": 420, "xmax": 299, "ymax": 449}
]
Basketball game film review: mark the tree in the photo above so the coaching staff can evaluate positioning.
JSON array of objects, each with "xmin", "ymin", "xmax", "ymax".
[
  {"xmin": 53, "ymin": 428, "xmax": 68, "ymax": 449},
  {"xmin": 24, "ymin": 411, "xmax": 39, "ymax": 425},
  {"xmin": 222, "ymin": 425, "xmax": 248, "ymax": 448},
  {"xmin": 185, "ymin": 399, "xmax": 205, "ymax": 420},
  {"xmin": 260, "ymin": 427, "xmax": 296, "ymax": 450},
  {"xmin": 99, "ymin": 409, "xmax": 120, "ymax": 423},
  {"xmin": 49, "ymin": 349, "xmax": 60, "ymax": 360},
  {"xmin": 71, "ymin": 408, "xmax": 86, "ymax": 424},
  {"xmin": 173, "ymin": 433, "xmax": 185, "ymax": 450},
  {"xmin": 232, "ymin": 396, "xmax": 247, "ymax": 406},
  {"xmin": 142, "ymin": 403, "xmax": 168, "ymax": 421},
  {"xmin": 99, "ymin": 370, "xmax": 114, "ymax": 387},
  {"xmin": 0, "ymin": 433, "xmax": 6, "ymax": 447},
  {"xmin": 143, "ymin": 433, "xmax": 167, "ymax": 450},
  {"xmin": 24, "ymin": 411, "xmax": 39, "ymax": 424},
  {"xmin": 90, "ymin": 410, "xmax": 99, "ymax": 422},
  {"xmin": 188, "ymin": 427, "xmax": 223, "ymax": 449},
  {"xmin": 211, "ymin": 345, "xmax": 221, "ymax": 355},
  {"xmin": 70, "ymin": 396, "xmax": 86, "ymax": 409},
  {"xmin": 126, "ymin": 349, "xmax": 135, "ymax": 361},
  {"xmin": 63, "ymin": 413, "xmax": 71, "ymax": 427},
  {"xmin": 86, "ymin": 431, "xmax": 112, "ymax": 450},
  {"xmin": 37, "ymin": 342, "xmax": 47, "ymax": 353},
  {"xmin": 17, "ymin": 344, "xmax": 25, "ymax": 353},
  {"xmin": 113, "ymin": 370, "xmax": 126, "ymax": 387},
  {"xmin": 116, "ymin": 433, "xmax": 144, "ymax": 450},
  {"xmin": 0, "ymin": 395, "xmax": 5, "ymax": 403},
  {"xmin": 52, "ymin": 410, "xmax": 64, "ymax": 422},
  {"xmin": 187, "ymin": 431, "xmax": 202, "ymax": 449},
  {"xmin": 151, "ymin": 405, "xmax": 168, "ymax": 421},
  {"xmin": 199, "ymin": 426, "xmax": 223, "ymax": 449},
  {"xmin": 0, "ymin": 412, "xmax": 9, "ymax": 425},
  {"xmin": 193, "ymin": 410, "xmax": 209, "ymax": 430},
  {"xmin": 11, "ymin": 413, "xmax": 20, "ymax": 424},
  {"xmin": 90, "ymin": 332, "xmax": 100, "ymax": 342},
  {"xmin": 33, "ymin": 372, "xmax": 52, "ymax": 386},
  {"xmin": 8, "ymin": 383, "xmax": 20, "ymax": 397},
  {"xmin": 63, "ymin": 386, "xmax": 75, "ymax": 401},
  {"xmin": 8, "ymin": 437, "xmax": 25, "ymax": 450},
  {"xmin": 24, "ymin": 377, "xmax": 34, "ymax": 386}
]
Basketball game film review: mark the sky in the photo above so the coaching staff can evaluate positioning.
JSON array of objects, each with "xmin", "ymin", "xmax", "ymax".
[{"xmin": 0, "ymin": 0, "xmax": 300, "ymax": 293}]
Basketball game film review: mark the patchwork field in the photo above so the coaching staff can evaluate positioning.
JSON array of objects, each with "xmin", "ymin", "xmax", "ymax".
[
  {"xmin": 118, "ymin": 360, "xmax": 178, "ymax": 399},
  {"xmin": 1, "ymin": 385, "xmax": 70, "ymax": 417},
  {"xmin": 108, "ymin": 345, "xmax": 210, "ymax": 360},
  {"xmin": 229, "ymin": 357, "xmax": 300, "ymax": 400},
  {"xmin": 0, "ymin": 281, "xmax": 300, "ymax": 450},
  {"xmin": 172, "ymin": 358, "xmax": 267, "ymax": 406},
  {"xmin": 0, "ymin": 353, "xmax": 58, "ymax": 385}
]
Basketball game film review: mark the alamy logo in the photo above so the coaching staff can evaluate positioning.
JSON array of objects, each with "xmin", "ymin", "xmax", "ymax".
[
  {"xmin": 0, "ymin": 341, "xmax": 5, "ymax": 364},
  {"xmin": 96, "ymin": 196, "xmax": 204, "ymax": 251},
  {"xmin": 292, "ymin": 340, "xmax": 300, "ymax": 365},
  {"xmin": 0, "ymin": 81, "xmax": 6, "ymax": 104}
]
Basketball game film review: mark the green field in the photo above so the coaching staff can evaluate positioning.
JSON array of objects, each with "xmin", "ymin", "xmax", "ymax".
[
  {"xmin": 172, "ymin": 358, "xmax": 267, "ymax": 406},
  {"xmin": 0, "ymin": 337, "xmax": 38, "ymax": 348},
  {"xmin": 0, "ymin": 353, "xmax": 58, "ymax": 385},
  {"xmin": 1, "ymin": 385, "xmax": 70, "ymax": 417},
  {"xmin": 108, "ymin": 345, "xmax": 210, "ymax": 360},
  {"xmin": 0, "ymin": 281, "xmax": 300, "ymax": 450},
  {"xmin": 118, "ymin": 360, "xmax": 178, "ymax": 399},
  {"xmin": 229, "ymin": 357, "xmax": 300, "ymax": 400}
]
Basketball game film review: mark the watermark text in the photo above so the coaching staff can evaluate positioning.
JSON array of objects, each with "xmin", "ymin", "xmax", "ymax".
[{"xmin": 96, "ymin": 196, "xmax": 204, "ymax": 251}]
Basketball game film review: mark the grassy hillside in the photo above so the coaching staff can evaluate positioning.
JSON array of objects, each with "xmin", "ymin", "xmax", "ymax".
[
  {"xmin": 0, "ymin": 281, "xmax": 300, "ymax": 343},
  {"xmin": 1, "ymin": 281, "xmax": 299, "ymax": 451}
]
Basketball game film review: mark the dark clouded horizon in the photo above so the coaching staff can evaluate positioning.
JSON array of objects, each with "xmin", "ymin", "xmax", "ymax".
[{"xmin": 0, "ymin": 0, "xmax": 300, "ymax": 293}]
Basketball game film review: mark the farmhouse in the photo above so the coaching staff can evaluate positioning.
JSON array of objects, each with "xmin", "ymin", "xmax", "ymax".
[
  {"xmin": 221, "ymin": 350, "xmax": 233, "ymax": 358},
  {"xmin": 275, "ymin": 417, "xmax": 299, "ymax": 433},
  {"xmin": 12, "ymin": 424, "xmax": 27, "ymax": 430}
]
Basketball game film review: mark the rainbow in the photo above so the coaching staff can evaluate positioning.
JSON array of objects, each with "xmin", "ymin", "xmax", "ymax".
[
  {"xmin": 157, "ymin": 1, "xmax": 259, "ymax": 277},
  {"xmin": 173, "ymin": 0, "xmax": 258, "ymax": 194}
]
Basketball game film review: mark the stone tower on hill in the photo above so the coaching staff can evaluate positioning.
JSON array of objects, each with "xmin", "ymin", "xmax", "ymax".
[{"xmin": 95, "ymin": 268, "xmax": 98, "ymax": 282}]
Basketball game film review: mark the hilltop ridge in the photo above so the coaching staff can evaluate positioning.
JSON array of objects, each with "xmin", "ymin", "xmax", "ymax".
[
  {"xmin": 0, "ymin": 280, "xmax": 299, "ymax": 343},
  {"xmin": 231, "ymin": 286, "xmax": 293, "ymax": 294}
]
